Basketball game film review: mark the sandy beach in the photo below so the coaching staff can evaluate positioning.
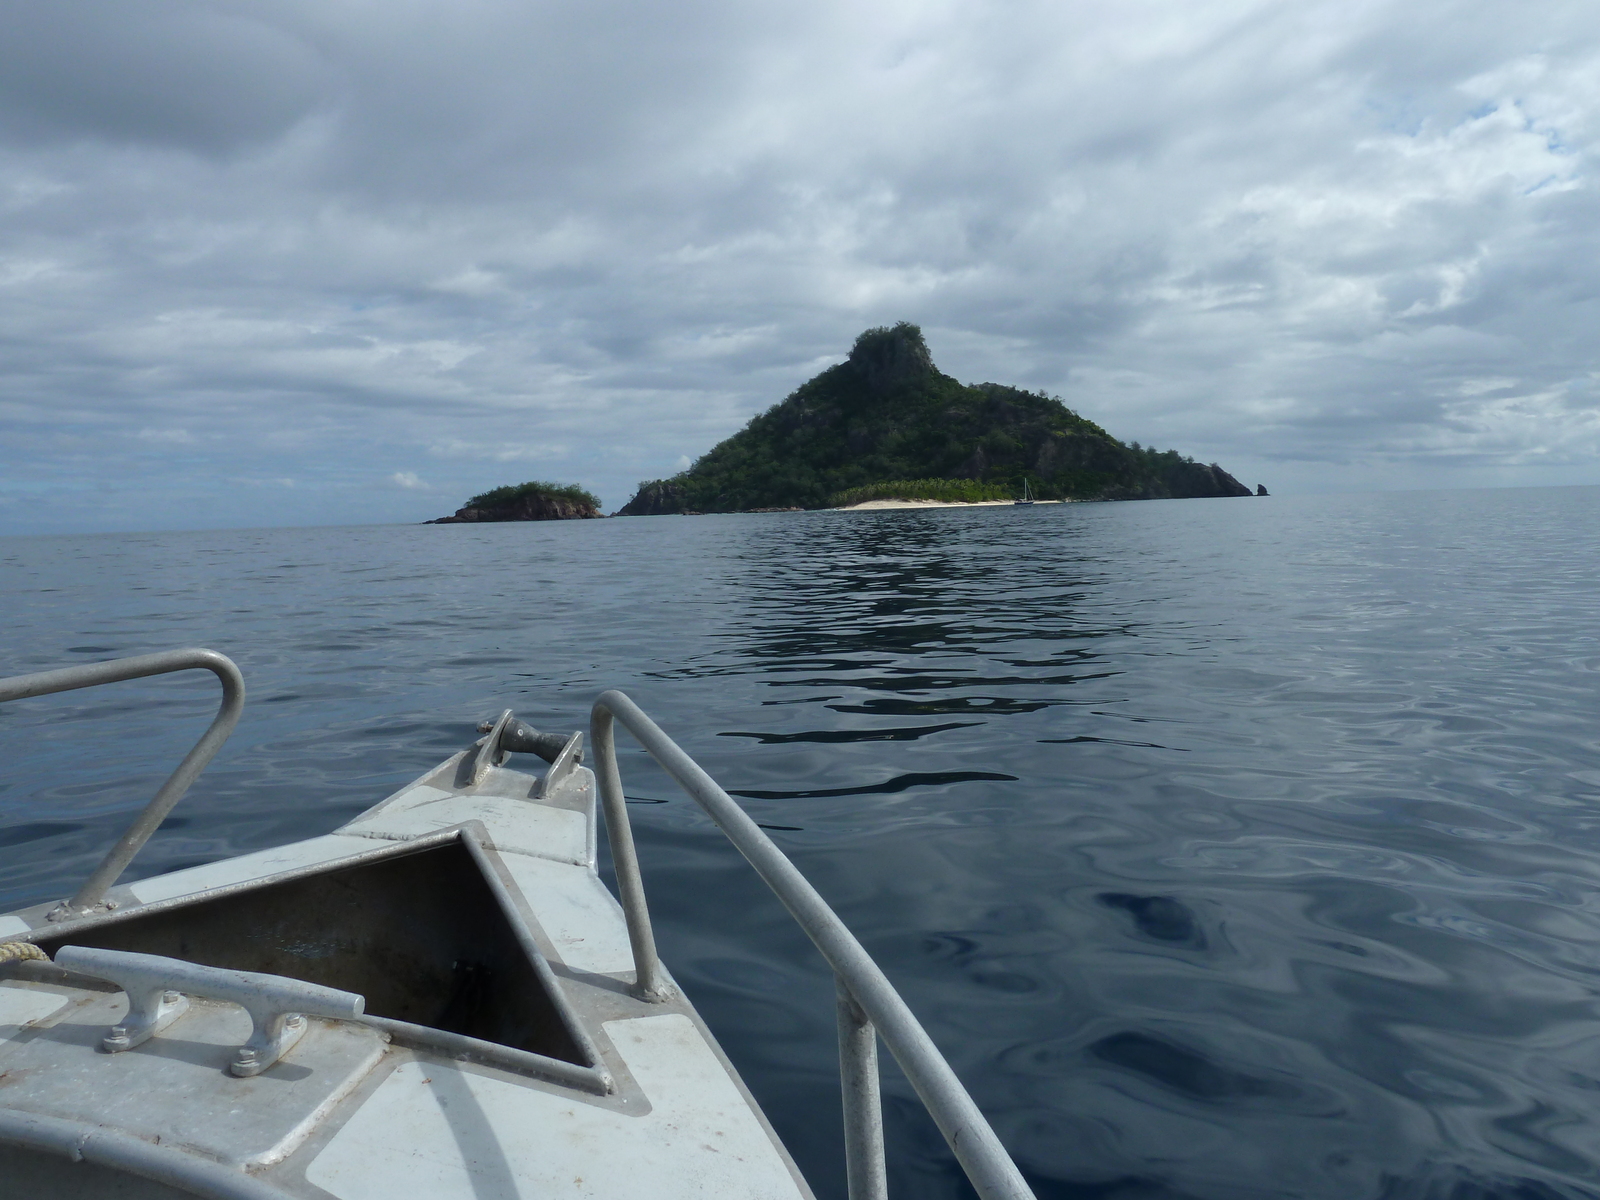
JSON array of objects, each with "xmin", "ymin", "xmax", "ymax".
[{"xmin": 837, "ymin": 498, "xmax": 1065, "ymax": 510}]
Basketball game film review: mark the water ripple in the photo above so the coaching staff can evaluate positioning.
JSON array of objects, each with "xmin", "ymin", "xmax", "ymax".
[{"xmin": 4, "ymin": 488, "xmax": 1600, "ymax": 1197}]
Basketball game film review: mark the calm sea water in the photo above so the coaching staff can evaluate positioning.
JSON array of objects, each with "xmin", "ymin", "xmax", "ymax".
[{"xmin": 4, "ymin": 487, "xmax": 1600, "ymax": 1199}]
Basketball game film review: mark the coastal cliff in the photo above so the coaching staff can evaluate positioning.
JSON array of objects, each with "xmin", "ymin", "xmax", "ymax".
[
  {"xmin": 619, "ymin": 480, "xmax": 689, "ymax": 516},
  {"xmin": 619, "ymin": 323, "xmax": 1254, "ymax": 514}
]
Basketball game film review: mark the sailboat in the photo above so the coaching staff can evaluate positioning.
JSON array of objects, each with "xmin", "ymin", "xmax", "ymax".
[{"xmin": 1014, "ymin": 477, "xmax": 1035, "ymax": 506}]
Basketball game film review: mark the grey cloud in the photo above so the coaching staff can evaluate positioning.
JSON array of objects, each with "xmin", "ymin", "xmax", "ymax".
[
  {"xmin": 1, "ymin": 0, "xmax": 1599, "ymax": 534},
  {"xmin": 0, "ymin": 1, "xmax": 331, "ymax": 154}
]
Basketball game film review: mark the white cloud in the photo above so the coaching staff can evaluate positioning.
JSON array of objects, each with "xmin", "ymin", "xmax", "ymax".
[
  {"xmin": 427, "ymin": 438, "xmax": 571, "ymax": 463},
  {"xmin": 389, "ymin": 470, "xmax": 426, "ymax": 489},
  {"xmin": 1458, "ymin": 378, "xmax": 1517, "ymax": 396}
]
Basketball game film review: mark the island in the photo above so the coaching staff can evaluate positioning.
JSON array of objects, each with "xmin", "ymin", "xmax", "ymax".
[
  {"xmin": 427, "ymin": 481, "xmax": 602, "ymax": 523},
  {"xmin": 619, "ymin": 323, "xmax": 1259, "ymax": 515}
]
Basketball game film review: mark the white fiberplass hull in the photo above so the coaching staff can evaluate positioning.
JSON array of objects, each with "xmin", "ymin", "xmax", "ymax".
[
  {"xmin": 0, "ymin": 744, "xmax": 811, "ymax": 1198},
  {"xmin": 0, "ymin": 650, "xmax": 1033, "ymax": 1200}
]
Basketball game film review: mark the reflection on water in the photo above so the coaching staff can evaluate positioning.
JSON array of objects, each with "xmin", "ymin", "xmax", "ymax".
[{"xmin": 4, "ymin": 487, "xmax": 1600, "ymax": 1198}]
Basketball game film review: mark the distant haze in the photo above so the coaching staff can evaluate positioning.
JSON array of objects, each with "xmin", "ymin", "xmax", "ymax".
[{"xmin": 2, "ymin": 0, "xmax": 1597, "ymax": 534}]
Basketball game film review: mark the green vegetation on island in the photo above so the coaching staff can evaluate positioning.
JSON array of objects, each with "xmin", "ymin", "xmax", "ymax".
[
  {"xmin": 428, "ymin": 480, "xmax": 603, "ymax": 523},
  {"xmin": 464, "ymin": 480, "xmax": 601, "ymax": 511},
  {"xmin": 619, "ymin": 323, "xmax": 1253, "ymax": 515}
]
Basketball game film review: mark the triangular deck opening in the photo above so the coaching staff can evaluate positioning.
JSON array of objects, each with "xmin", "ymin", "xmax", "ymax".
[{"xmin": 35, "ymin": 836, "xmax": 587, "ymax": 1068}]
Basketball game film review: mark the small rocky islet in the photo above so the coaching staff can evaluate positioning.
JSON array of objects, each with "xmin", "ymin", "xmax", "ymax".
[
  {"xmin": 428, "ymin": 323, "xmax": 1265, "ymax": 522},
  {"xmin": 426, "ymin": 481, "xmax": 603, "ymax": 523}
]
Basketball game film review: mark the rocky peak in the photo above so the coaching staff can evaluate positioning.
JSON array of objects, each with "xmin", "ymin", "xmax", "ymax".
[{"xmin": 847, "ymin": 322, "xmax": 936, "ymax": 393}]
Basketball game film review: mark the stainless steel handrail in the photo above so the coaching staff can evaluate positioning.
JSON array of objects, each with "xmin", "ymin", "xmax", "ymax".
[
  {"xmin": 591, "ymin": 689, "xmax": 1035, "ymax": 1200},
  {"xmin": 0, "ymin": 1108, "xmax": 292, "ymax": 1200},
  {"xmin": 0, "ymin": 649, "xmax": 245, "ymax": 917}
]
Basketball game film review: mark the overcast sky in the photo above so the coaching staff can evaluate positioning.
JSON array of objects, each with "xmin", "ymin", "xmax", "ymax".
[{"xmin": 2, "ymin": 0, "xmax": 1597, "ymax": 533}]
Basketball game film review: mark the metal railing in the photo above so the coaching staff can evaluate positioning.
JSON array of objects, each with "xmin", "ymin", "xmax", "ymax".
[
  {"xmin": 591, "ymin": 689, "xmax": 1035, "ymax": 1200},
  {"xmin": 0, "ymin": 649, "xmax": 245, "ymax": 918},
  {"xmin": 0, "ymin": 656, "xmax": 1029, "ymax": 1195}
]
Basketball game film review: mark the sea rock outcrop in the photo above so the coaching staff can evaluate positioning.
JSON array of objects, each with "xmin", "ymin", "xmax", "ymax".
[{"xmin": 428, "ymin": 493, "xmax": 601, "ymax": 523}]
